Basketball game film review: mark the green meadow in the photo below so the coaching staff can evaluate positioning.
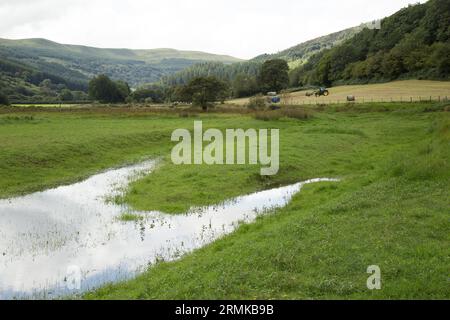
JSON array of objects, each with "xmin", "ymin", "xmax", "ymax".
[{"xmin": 0, "ymin": 102, "xmax": 448, "ymax": 299}]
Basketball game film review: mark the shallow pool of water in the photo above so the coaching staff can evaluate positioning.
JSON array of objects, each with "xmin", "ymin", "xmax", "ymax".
[{"xmin": 0, "ymin": 160, "xmax": 337, "ymax": 299}]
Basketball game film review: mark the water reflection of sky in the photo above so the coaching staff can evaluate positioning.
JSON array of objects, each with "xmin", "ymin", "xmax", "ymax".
[{"xmin": 0, "ymin": 160, "xmax": 337, "ymax": 299}]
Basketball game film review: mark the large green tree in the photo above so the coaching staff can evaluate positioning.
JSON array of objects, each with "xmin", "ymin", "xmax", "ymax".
[
  {"xmin": 232, "ymin": 73, "xmax": 260, "ymax": 98},
  {"xmin": 258, "ymin": 59, "xmax": 289, "ymax": 93},
  {"xmin": 180, "ymin": 77, "xmax": 228, "ymax": 110},
  {"xmin": 59, "ymin": 89, "xmax": 74, "ymax": 101},
  {"xmin": 115, "ymin": 81, "xmax": 131, "ymax": 101},
  {"xmin": 130, "ymin": 86, "xmax": 165, "ymax": 103},
  {"xmin": 88, "ymin": 75, "xmax": 129, "ymax": 103}
]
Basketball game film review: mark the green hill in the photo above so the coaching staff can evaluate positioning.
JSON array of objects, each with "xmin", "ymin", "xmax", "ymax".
[
  {"xmin": 289, "ymin": 0, "xmax": 450, "ymax": 86},
  {"xmin": 252, "ymin": 26, "xmax": 363, "ymax": 68},
  {"xmin": 0, "ymin": 39, "xmax": 242, "ymax": 83},
  {"xmin": 0, "ymin": 38, "xmax": 242, "ymax": 102}
]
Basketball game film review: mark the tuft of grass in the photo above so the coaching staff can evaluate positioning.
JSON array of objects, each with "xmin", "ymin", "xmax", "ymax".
[
  {"xmin": 246, "ymin": 94, "xmax": 267, "ymax": 110},
  {"xmin": 118, "ymin": 212, "xmax": 144, "ymax": 222}
]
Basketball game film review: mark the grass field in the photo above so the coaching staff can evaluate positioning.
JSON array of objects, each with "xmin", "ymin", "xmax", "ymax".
[
  {"xmin": 0, "ymin": 101, "xmax": 449, "ymax": 299},
  {"xmin": 229, "ymin": 80, "xmax": 450, "ymax": 105}
]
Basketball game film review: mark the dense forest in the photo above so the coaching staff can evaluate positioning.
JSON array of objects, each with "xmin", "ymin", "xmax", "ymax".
[
  {"xmin": 159, "ymin": 61, "xmax": 262, "ymax": 97},
  {"xmin": 289, "ymin": 0, "xmax": 450, "ymax": 87},
  {"xmin": 161, "ymin": 61, "xmax": 261, "ymax": 86}
]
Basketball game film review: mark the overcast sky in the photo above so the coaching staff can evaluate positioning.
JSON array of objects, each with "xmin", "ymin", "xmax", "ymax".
[{"xmin": 0, "ymin": 0, "xmax": 427, "ymax": 59}]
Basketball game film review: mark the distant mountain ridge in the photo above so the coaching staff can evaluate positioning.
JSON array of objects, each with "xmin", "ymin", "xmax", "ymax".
[{"xmin": 0, "ymin": 38, "xmax": 242, "ymax": 88}]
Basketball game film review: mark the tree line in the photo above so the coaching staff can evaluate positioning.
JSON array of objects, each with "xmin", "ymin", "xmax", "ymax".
[{"xmin": 85, "ymin": 59, "xmax": 290, "ymax": 109}]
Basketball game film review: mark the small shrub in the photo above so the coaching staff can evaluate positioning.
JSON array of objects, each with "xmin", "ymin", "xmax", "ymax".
[
  {"xmin": 246, "ymin": 94, "xmax": 266, "ymax": 110},
  {"xmin": 118, "ymin": 213, "xmax": 143, "ymax": 222}
]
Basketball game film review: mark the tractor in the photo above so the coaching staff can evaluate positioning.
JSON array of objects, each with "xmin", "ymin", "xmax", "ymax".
[{"xmin": 306, "ymin": 87, "xmax": 330, "ymax": 97}]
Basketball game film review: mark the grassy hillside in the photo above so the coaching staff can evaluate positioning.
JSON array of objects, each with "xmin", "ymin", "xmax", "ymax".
[
  {"xmin": 252, "ymin": 26, "xmax": 363, "ymax": 68},
  {"xmin": 0, "ymin": 38, "xmax": 242, "ymax": 89},
  {"xmin": 290, "ymin": 0, "xmax": 450, "ymax": 86}
]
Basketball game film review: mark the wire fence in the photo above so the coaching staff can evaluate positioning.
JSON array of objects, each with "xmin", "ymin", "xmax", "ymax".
[{"xmin": 283, "ymin": 96, "xmax": 449, "ymax": 106}]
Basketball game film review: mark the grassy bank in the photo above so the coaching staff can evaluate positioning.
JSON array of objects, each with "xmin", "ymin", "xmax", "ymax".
[
  {"xmin": 88, "ymin": 104, "xmax": 450, "ymax": 299},
  {"xmin": 0, "ymin": 103, "xmax": 448, "ymax": 299}
]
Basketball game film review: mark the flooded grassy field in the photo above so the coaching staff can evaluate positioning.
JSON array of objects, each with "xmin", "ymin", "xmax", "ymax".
[
  {"xmin": 0, "ymin": 156, "xmax": 337, "ymax": 298},
  {"xmin": 0, "ymin": 102, "xmax": 448, "ymax": 299}
]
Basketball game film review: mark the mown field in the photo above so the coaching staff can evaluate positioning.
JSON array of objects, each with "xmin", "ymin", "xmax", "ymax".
[
  {"xmin": 229, "ymin": 80, "xmax": 450, "ymax": 105},
  {"xmin": 0, "ymin": 101, "xmax": 449, "ymax": 299}
]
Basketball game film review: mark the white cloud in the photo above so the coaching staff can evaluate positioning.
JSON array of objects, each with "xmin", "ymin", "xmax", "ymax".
[{"xmin": 0, "ymin": 0, "xmax": 428, "ymax": 59}]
